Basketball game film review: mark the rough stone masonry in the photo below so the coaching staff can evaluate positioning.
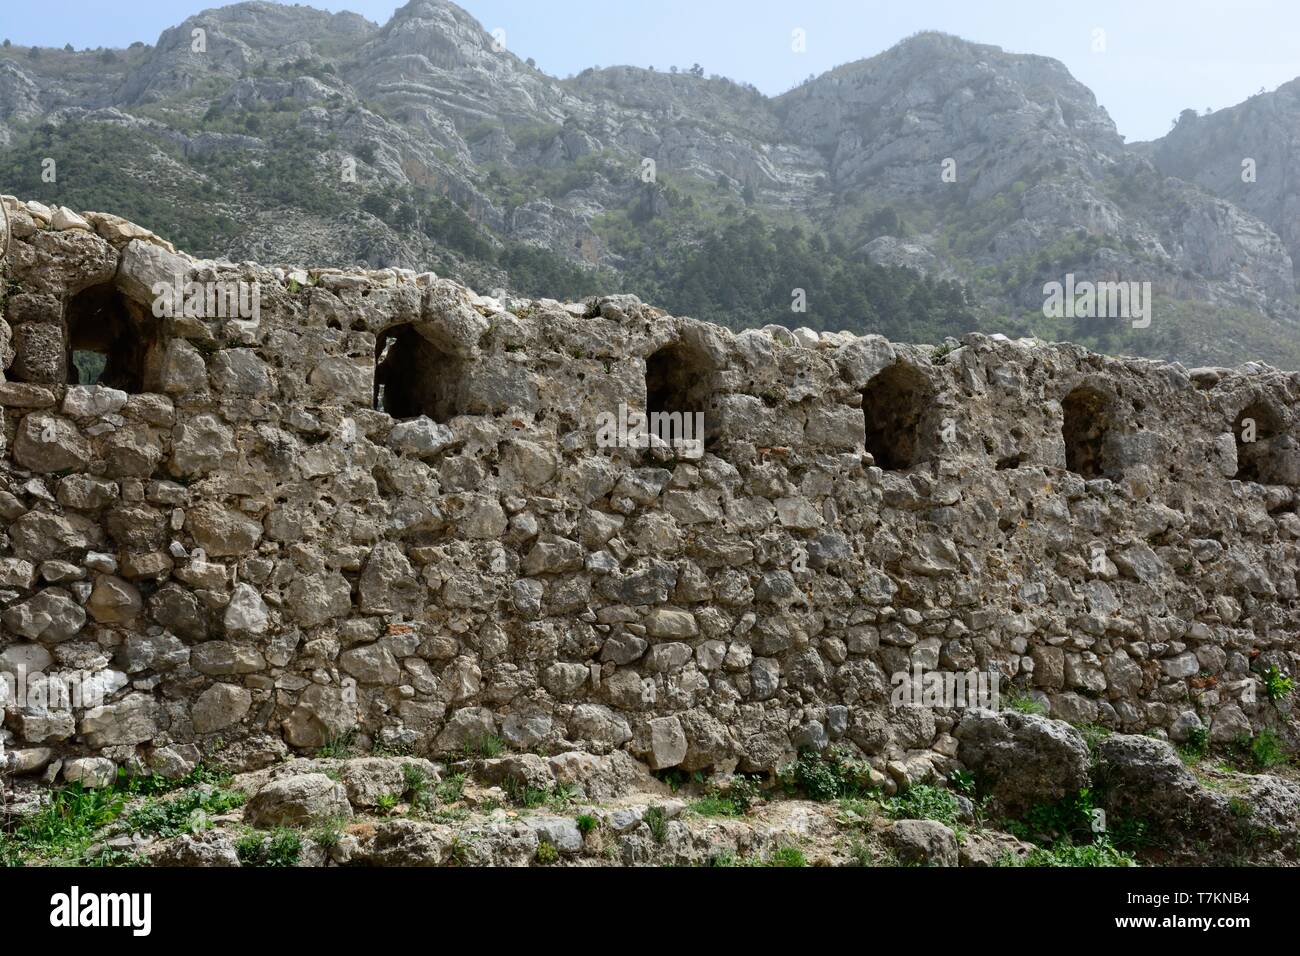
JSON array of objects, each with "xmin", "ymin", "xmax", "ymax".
[{"xmin": 0, "ymin": 195, "xmax": 1297, "ymax": 790}]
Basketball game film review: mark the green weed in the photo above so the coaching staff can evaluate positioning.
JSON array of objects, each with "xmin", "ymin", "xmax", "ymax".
[
  {"xmin": 235, "ymin": 828, "xmax": 302, "ymax": 867},
  {"xmin": 880, "ymin": 785, "xmax": 963, "ymax": 828},
  {"xmin": 643, "ymin": 806, "xmax": 668, "ymax": 844}
]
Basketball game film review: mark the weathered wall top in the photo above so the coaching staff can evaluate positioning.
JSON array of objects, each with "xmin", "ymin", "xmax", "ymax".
[{"xmin": 1, "ymin": 195, "xmax": 1297, "ymax": 787}]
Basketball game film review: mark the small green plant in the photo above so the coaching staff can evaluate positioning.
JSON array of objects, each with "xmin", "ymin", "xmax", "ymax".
[
  {"xmin": 424, "ymin": 807, "xmax": 469, "ymax": 825},
  {"xmin": 835, "ymin": 798, "xmax": 875, "ymax": 826},
  {"xmin": 312, "ymin": 820, "xmax": 345, "ymax": 851},
  {"xmin": 1108, "ymin": 815, "xmax": 1154, "ymax": 852},
  {"xmin": 881, "ymin": 785, "xmax": 962, "ymax": 827},
  {"xmin": 655, "ymin": 768, "xmax": 704, "ymax": 793},
  {"xmin": 128, "ymin": 764, "xmax": 231, "ymax": 796},
  {"xmin": 376, "ymin": 792, "xmax": 401, "ymax": 814},
  {"xmin": 781, "ymin": 747, "xmax": 871, "ymax": 802},
  {"xmin": 1005, "ymin": 789, "xmax": 1096, "ymax": 845},
  {"xmin": 848, "ymin": 839, "xmax": 876, "ymax": 866},
  {"xmin": 504, "ymin": 779, "xmax": 577, "ymax": 809},
  {"xmin": 1178, "ymin": 726, "xmax": 1210, "ymax": 764},
  {"xmin": 1263, "ymin": 666, "xmax": 1295, "ymax": 702},
  {"xmin": 727, "ymin": 775, "xmax": 763, "ymax": 813},
  {"xmin": 766, "ymin": 846, "xmax": 807, "ymax": 867},
  {"xmin": 575, "ymin": 814, "xmax": 599, "ymax": 836},
  {"xmin": 463, "ymin": 734, "xmax": 505, "ymax": 760},
  {"xmin": 535, "ymin": 841, "xmax": 559, "ymax": 865},
  {"xmin": 0, "ymin": 764, "xmax": 237, "ymax": 865},
  {"xmin": 447, "ymin": 835, "xmax": 473, "ymax": 866},
  {"xmin": 402, "ymin": 764, "xmax": 428, "ymax": 797},
  {"xmin": 83, "ymin": 846, "xmax": 148, "ymax": 868},
  {"xmin": 1074, "ymin": 722, "xmax": 1112, "ymax": 752},
  {"xmin": 690, "ymin": 793, "xmax": 746, "ymax": 817},
  {"xmin": 236, "ymin": 828, "xmax": 302, "ymax": 867},
  {"xmin": 315, "ymin": 729, "xmax": 358, "ymax": 759},
  {"xmin": 947, "ymin": 770, "xmax": 976, "ymax": 796},
  {"xmin": 1018, "ymin": 838, "xmax": 1136, "ymax": 867},
  {"xmin": 792, "ymin": 751, "xmax": 840, "ymax": 801},
  {"xmin": 4, "ymin": 784, "xmax": 127, "ymax": 864},
  {"xmin": 1248, "ymin": 729, "xmax": 1286, "ymax": 770},
  {"xmin": 689, "ymin": 776, "xmax": 762, "ymax": 818},
  {"xmin": 435, "ymin": 773, "xmax": 466, "ymax": 804},
  {"xmin": 548, "ymin": 784, "xmax": 579, "ymax": 809},
  {"xmin": 1228, "ymin": 797, "xmax": 1253, "ymax": 819},
  {"xmin": 372, "ymin": 739, "xmax": 417, "ymax": 757},
  {"xmin": 410, "ymin": 790, "xmax": 439, "ymax": 816},
  {"xmin": 122, "ymin": 786, "xmax": 245, "ymax": 839},
  {"xmin": 643, "ymin": 806, "xmax": 668, "ymax": 844},
  {"xmin": 0, "ymin": 834, "xmax": 26, "ymax": 867},
  {"xmin": 505, "ymin": 781, "xmax": 545, "ymax": 807},
  {"xmin": 1004, "ymin": 692, "xmax": 1046, "ymax": 715}
]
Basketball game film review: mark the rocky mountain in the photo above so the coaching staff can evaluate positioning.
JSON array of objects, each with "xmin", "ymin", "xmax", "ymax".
[
  {"xmin": 1, "ymin": 0, "xmax": 1298, "ymax": 366},
  {"xmin": 1144, "ymin": 80, "xmax": 1300, "ymax": 284}
]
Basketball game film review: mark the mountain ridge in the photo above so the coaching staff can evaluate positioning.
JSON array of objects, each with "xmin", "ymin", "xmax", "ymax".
[{"xmin": 2, "ymin": 0, "xmax": 1299, "ymax": 367}]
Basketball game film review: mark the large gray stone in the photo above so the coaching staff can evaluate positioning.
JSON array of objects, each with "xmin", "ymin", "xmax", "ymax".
[
  {"xmin": 954, "ymin": 710, "xmax": 1091, "ymax": 814},
  {"xmin": 244, "ymin": 773, "xmax": 353, "ymax": 827},
  {"xmin": 2, "ymin": 589, "xmax": 86, "ymax": 643},
  {"xmin": 192, "ymin": 683, "xmax": 253, "ymax": 733}
]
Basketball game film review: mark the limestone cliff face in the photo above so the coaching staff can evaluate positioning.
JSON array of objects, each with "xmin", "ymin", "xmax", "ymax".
[
  {"xmin": 776, "ymin": 32, "xmax": 1126, "ymax": 197},
  {"xmin": 1147, "ymin": 80, "xmax": 1300, "ymax": 282},
  {"xmin": 1, "ymin": 196, "xmax": 1298, "ymax": 787}
]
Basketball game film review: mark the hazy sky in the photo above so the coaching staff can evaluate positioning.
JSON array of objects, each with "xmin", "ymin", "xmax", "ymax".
[{"xmin": 3, "ymin": 0, "xmax": 1297, "ymax": 142}]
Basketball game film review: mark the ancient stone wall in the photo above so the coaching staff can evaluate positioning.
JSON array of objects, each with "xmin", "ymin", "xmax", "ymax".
[{"xmin": 1, "ymin": 196, "xmax": 1298, "ymax": 787}]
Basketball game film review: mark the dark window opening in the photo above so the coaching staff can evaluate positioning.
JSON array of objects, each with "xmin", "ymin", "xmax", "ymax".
[
  {"xmin": 1062, "ymin": 386, "xmax": 1114, "ymax": 479},
  {"xmin": 374, "ymin": 324, "xmax": 464, "ymax": 423},
  {"xmin": 65, "ymin": 283, "xmax": 158, "ymax": 392},
  {"xmin": 1234, "ymin": 401, "xmax": 1285, "ymax": 484},
  {"xmin": 645, "ymin": 340, "xmax": 716, "ymax": 448},
  {"xmin": 861, "ymin": 363, "xmax": 932, "ymax": 470}
]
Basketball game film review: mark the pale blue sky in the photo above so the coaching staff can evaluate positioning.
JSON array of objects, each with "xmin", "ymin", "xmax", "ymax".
[{"xmin": 2, "ymin": 0, "xmax": 1297, "ymax": 142}]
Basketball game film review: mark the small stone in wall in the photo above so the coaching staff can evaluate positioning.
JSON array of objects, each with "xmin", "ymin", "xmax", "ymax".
[
  {"xmin": 13, "ymin": 413, "xmax": 90, "ymax": 473},
  {"xmin": 86, "ymin": 574, "xmax": 144, "ymax": 624},
  {"xmin": 434, "ymin": 707, "xmax": 497, "ymax": 753},
  {"xmin": 62, "ymin": 385, "xmax": 128, "ymax": 419},
  {"xmin": 186, "ymin": 503, "xmax": 264, "ymax": 557},
  {"xmin": 642, "ymin": 715, "xmax": 687, "ymax": 770},
  {"xmin": 643, "ymin": 608, "xmax": 698, "ymax": 640},
  {"xmin": 387, "ymin": 417, "xmax": 456, "ymax": 458},
  {"xmin": 192, "ymin": 683, "xmax": 253, "ymax": 734},
  {"xmin": 62, "ymin": 757, "xmax": 117, "ymax": 789},
  {"xmin": 2, "ymin": 588, "xmax": 86, "ymax": 643},
  {"xmin": 224, "ymin": 583, "xmax": 271, "ymax": 638},
  {"xmin": 79, "ymin": 693, "xmax": 160, "ymax": 748}
]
